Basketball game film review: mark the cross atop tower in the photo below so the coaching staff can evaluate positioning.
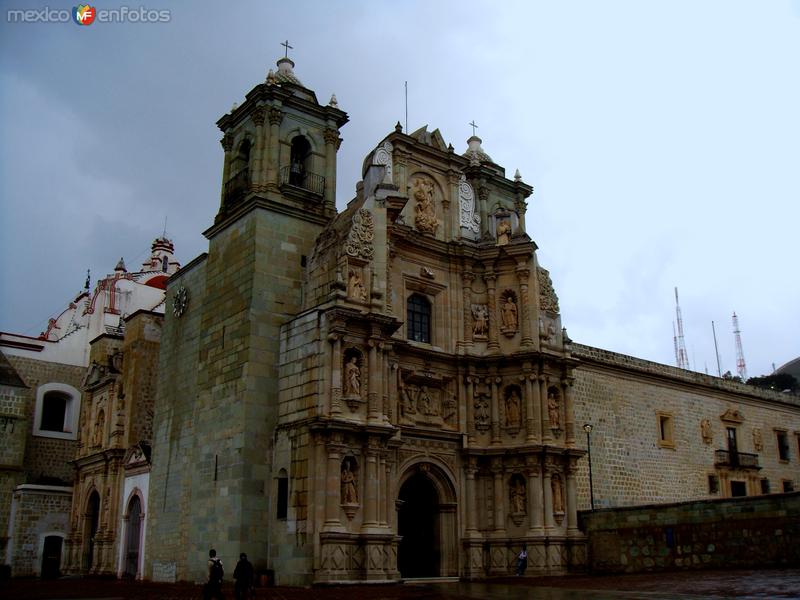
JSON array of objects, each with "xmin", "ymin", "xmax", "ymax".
[
  {"xmin": 281, "ymin": 40, "xmax": 293, "ymax": 58},
  {"xmin": 469, "ymin": 120, "xmax": 478, "ymax": 137}
]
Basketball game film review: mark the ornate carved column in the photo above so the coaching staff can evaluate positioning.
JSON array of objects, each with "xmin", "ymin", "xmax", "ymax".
[
  {"xmin": 378, "ymin": 453, "xmax": 387, "ymax": 525},
  {"xmin": 522, "ymin": 370, "xmax": 534, "ymax": 442},
  {"xmin": 478, "ymin": 184, "xmax": 490, "ymax": 238},
  {"xmin": 526, "ymin": 457, "xmax": 544, "ymax": 535},
  {"xmin": 563, "ymin": 377, "xmax": 575, "ymax": 444},
  {"xmin": 543, "ymin": 462, "xmax": 555, "ymax": 530},
  {"xmin": 515, "ymin": 265, "xmax": 533, "ymax": 347},
  {"xmin": 251, "ymin": 107, "xmax": 266, "ymax": 187},
  {"xmin": 329, "ymin": 334, "xmax": 342, "ymax": 416},
  {"xmin": 324, "ymin": 440, "xmax": 343, "ymax": 529},
  {"xmin": 491, "ymin": 459, "xmax": 505, "ymax": 532},
  {"xmin": 323, "ymin": 127, "xmax": 339, "ymax": 213},
  {"xmin": 464, "ymin": 458, "xmax": 478, "ymax": 534},
  {"xmin": 368, "ymin": 340, "xmax": 380, "ymax": 423},
  {"xmin": 362, "ymin": 439, "xmax": 380, "ymax": 529},
  {"xmin": 461, "ymin": 271, "xmax": 475, "ymax": 349},
  {"xmin": 484, "ymin": 270, "xmax": 500, "ymax": 352},
  {"xmin": 267, "ymin": 107, "xmax": 283, "ymax": 187},
  {"xmin": 466, "ymin": 376, "xmax": 476, "ymax": 442},
  {"xmin": 219, "ymin": 133, "xmax": 233, "ymax": 208},
  {"xmin": 540, "ymin": 374, "xmax": 552, "ymax": 442},
  {"xmin": 489, "ymin": 375, "xmax": 501, "ymax": 445},
  {"xmin": 565, "ymin": 460, "xmax": 580, "ymax": 536}
]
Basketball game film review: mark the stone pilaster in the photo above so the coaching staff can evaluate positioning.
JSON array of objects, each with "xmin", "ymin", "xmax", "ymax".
[
  {"xmin": 251, "ymin": 106, "xmax": 266, "ymax": 186},
  {"xmin": 565, "ymin": 460, "xmax": 580, "ymax": 537},
  {"xmin": 563, "ymin": 377, "xmax": 575, "ymax": 444},
  {"xmin": 489, "ymin": 375, "xmax": 501, "ymax": 445},
  {"xmin": 464, "ymin": 458, "xmax": 479, "ymax": 535},
  {"xmin": 323, "ymin": 441, "xmax": 344, "ymax": 531},
  {"xmin": 491, "ymin": 459, "xmax": 505, "ymax": 532},
  {"xmin": 461, "ymin": 271, "xmax": 475, "ymax": 350},
  {"xmin": 485, "ymin": 270, "xmax": 500, "ymax": 352},
  {"xmin": 540, "ymin": 374, "xmax": 551, "ymax": 442},
  {"xmin": 323, "ymin": 127, "xmax": 339, "ymax": 213},
  {"xmin": 267, "ymin": 107, "xmax": 283, "ymax": 187},
  {"xmin": 516, "ymin": 265, "xmax": 533, "ymax": 348},
  {"xmin": 219, "ymin": 133, "xmax": 233, "ymax": 208},
  {"xmin": 329, "ymin": 334, "xmax": 342, "ymax": 416},
  {"xmin": 526, "ymin": 458, "xmax": 544, "ymax": 535}
]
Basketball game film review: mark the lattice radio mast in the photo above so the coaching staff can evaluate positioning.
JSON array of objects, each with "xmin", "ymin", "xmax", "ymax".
[
  {"xmin": 673, "ymin": 287, "xmax": 690, "ymax": 370},
  {"xmin": 732, "ymin": 312, "xmax": 747, "ymax": 382}
]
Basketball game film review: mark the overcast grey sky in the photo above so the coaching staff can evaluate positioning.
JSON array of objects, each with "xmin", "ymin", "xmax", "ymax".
[{"xmin": 1, "ymin": 0, "xmax": 798, "ymax": 378}]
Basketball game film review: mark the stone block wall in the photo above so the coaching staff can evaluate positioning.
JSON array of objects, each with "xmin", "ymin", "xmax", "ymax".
[
  {"xmin": 278, "ymin": 310, "xmax": 322, "ymax": 423},
  {"xmin": 7, "ymin": 485, "xmax": 72, "ymax": 576},
  {"xmin": 1, "ymin": 381, "xmax": 28, "ymax": 563},
  {"xmin": 5, "ymin": 355, "xmax": 84, "ymax": 485},
  {"xmin": 570, "ymin": 344, "xmax": 800, "ymax": 509},
  {"xmin": 581, "ymin": 492, "xmax": 800, "ymax": 573}
]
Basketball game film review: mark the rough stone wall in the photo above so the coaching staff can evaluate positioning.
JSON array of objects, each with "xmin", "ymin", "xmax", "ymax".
[
  {"xmin": 570, "ymin": 344, "xmax": 800, "ymax": 509},
  {"xmin": 278, "ymin": 311, "xmax": 322, "ymax": 424},
  {"xmin": 581, "ymin": 492, "xmax": 800, "ymax": 573},
  {"xmin": 145, "ymin": 256, "xmax": 205, "ymax": 582},
  {"xmin": 5, "ymin": 355, "xmax": 84, "ymax": 485},
  {"xmin": 1, "ymin": 382, "xmax": 28, "ymax": 563},
  {"xmin": 122, "ymin": 312, "xmax": 163, "ymax": 445},
  {"xmin": 8, "ymin": 486, "xmax": 72, "ymax": 576}
]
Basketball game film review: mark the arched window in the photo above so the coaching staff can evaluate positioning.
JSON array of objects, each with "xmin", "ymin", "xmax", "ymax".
[
  {"xmin": 34, "ymin": 383, "xmax": 80, "ymax": 440},
  {"xmin": 232, "ymin": 138, "xmax": 251, "ymax": 175},
  {"xmin": 276, "ymin": 469, "xmax": 288, "ymax": 519},
  {"xmin": 289, "ymin": 136, "xmax": 311, "ymax": 186},
  {"xmin": 407, "ymin": 294, "xmax": 431, "ymax": 344},
  {"xmin": 161, "ymin": 256, "xmax": 168, "ymax": 272}
]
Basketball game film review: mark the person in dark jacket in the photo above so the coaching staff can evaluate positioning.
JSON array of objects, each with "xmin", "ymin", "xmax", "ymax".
[
  {"xmin": 233, "ymin": 553, "xmax": 254, "ymax": 600},
  {"xmin": 204, "ymin": 549, "xmax": 224, "ymax": 600}
]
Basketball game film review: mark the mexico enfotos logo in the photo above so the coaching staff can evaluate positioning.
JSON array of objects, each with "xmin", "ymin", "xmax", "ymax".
[{"xmin": 7, "ymin": 5, "xmax": 171, "ymax": 24}]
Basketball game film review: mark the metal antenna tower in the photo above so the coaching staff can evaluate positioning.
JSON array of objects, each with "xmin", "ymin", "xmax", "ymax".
[
  {"xmin": 732, "ymin": 312, "xmax": 747, "ymax": 382},
  {"xmin": 674, "ymin": 287, "xmax": 690, "ymax": 370}
]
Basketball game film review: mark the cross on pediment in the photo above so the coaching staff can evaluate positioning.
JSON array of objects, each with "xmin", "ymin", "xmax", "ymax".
[
  {"xmin": 469, "ymin": 120, "xmax": 478, "ymax": 136},
  {"xmin": 281, "ymin": 40, "xmax": 293, "ymax": 58}
]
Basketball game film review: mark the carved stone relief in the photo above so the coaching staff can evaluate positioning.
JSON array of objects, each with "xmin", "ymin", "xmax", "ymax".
[
  {"xmin": 412, "ymin": 176, "xmax": 439, "ymax": 235},
  {"xmin": 399, "ymin": 369, "xmax": 456, "ymax": 429},
  {"xmin": 340, "ymin": 457, "xmax": 359, "ymax": 520},
  {"xmin": 700, "ymin": 418, "xmax": 712, "ymax": 444},
  {"xmin": 496, "ymin": 217, "xmax": 512, "ymax": 246},
  {"xmin": 547, "ymin": 386, "xmax": 561, "ymax": 431},
  {"xmin": 474, "ymin": 394, "xmax": 491, "ymax": 431},
  {"xmin": 342, "ymin": 349, "xmax": 365, "ymax": 412},
  {"xmin": 509, "ymin": 474, "xmax": 527, "ymax": 526},
  {"xmin": 458, "ymin": 175, "xmax": 480, "ymax": 236},
  {"xmin": 500, "ymin": 291, "xmax": 518, "ymax": 337},
  {"xmin": 753, "ymin": 428, "xmax": 763, "ymax": 451},
  {"xmin": 344, "ymin": 209, "xmax": 375, "ymax": 260},
  {"xmin": 551, "ymin": 473, "xmax": 565, "ymax": 515},
  {"xmin": 373, "ymin": 141, "xmax": 393, "ymax": 184},
  {"xmin": 347, "ymin": 267, "xmax": 368, "ymax": 302},
  {"xmin": 537, "ymin": 267, "xmax": 560, "ymax": 313},
  {"xmin": 504, "ymin": 386, "xmax": 522, "ymax": 431},
  {"xmin": 471, "ymin": 304, "xmax": 489, "ymax": 339}
]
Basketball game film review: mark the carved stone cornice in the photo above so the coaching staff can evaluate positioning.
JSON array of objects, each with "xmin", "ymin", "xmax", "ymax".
[
  {"xmin": 220, "ymin": 133, "xmax": 234, "ymax": 152},
  {"xmin": 324, "ymin": 128, "xmax": 340, "ymax": 146}
]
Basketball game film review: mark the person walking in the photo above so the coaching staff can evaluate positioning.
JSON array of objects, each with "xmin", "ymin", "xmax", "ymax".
[{"xmin": 233, "ymin": 553, "xmax": 254, "ymax": 600}]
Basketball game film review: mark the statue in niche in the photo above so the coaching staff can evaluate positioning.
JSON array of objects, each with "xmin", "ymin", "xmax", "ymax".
[
  {"xmin": 419, "ymin": 386, "xmax": 438, "ymax": 416},
  {"xmin": 442, "ymin": 393, "xmax": 457, "ymax": 425},
  {"xmin": 547, "ymin": 389, "xmax": 561, "ymax": 429},
  {"xmin": 347, "ymin": 269, "xmax": 367, "ymax": 301},
  {"xmin": 753, "ymin": 428, "xmax": 763, "ymax": 451},
  {"xmin": 496, "ymin": 218, "xmax": 512, "ymax": 245},
  {"xmin": 344, "ymin": 356, "xmax": 361, "ymax": 396},
  {"xmin": 552, "ymin": 474, "xmax": 564, "ymax": 513},
  {"xmin": 501, "ymin": 295, "xmax": 518, "ymax": 330},
  {"xmin": 471, "ymin": 304, "xmax": 489, "ymax": 337},
  {"xmin": 505, "ymin": 388, "xmax": 521, "ymax": 428},
  {"xmin": 400, "ymin": 382, "xmax": 416, "ymax": 415},
  {"xmin": 412, "ymin": 177, "xmax": 439, "ymax": 235},
  {"xmin": 510, "ymin": 478, "xmax": 526, "ymax": 514},
  {"xmin": 93, "ymin": 410, "xmax": 105, "ymax": 447},
  {"xmin": 700, "ymin": 418, "xmax": 712, "ymax": 444},
  {"xmin": 341, "ymin": 459, "xmax": 358, "ymax": 504},
  {"xmin": 474, "ymin": 394, "xmax": 490, "ymax": 430}
]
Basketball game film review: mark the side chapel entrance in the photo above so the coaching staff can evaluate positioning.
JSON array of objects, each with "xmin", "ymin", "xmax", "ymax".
[
  {"xmin": 123, "ymin": 495, "xmax": 143, "ymax": 578},
  {"xmin": 397, "ymin": 462, "xmax": 457, "ymax": 579},
  {"xmin": 83, "ymin": 491, "xmax": 100, "ymax": 572}
]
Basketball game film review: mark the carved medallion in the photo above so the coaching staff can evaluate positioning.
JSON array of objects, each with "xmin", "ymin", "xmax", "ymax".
[
  {"xmin": 412, "ymin": 176, "xmax": 439, "ymax": 235},
  {"xmin": 537, "ymin": 267, "xmax": 560, "ymax": 313},
  {"xmin": 344, "ymin": 208, "xmax": 375, "ymax": 260},
  {"xmin": 458, "ymin": 175, "xmax": 480, "ymax": 235}
]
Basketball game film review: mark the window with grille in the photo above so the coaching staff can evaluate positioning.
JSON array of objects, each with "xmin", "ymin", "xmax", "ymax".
[{"xmin": 407, "ymin": 294, "xmax": 431, "ymax": 344}]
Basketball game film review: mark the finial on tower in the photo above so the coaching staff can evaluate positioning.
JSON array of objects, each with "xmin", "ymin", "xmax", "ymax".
[
  {"xmin": 514, "ymin": 169, "xmax": 522, "ymax": 182},
  {"xmin": 84, "ymin": 269, "xmax": 91, "ymax": 292},
  {"xmin": 328, "ymin": 93, "xmax": 338, "ymax": 107}
]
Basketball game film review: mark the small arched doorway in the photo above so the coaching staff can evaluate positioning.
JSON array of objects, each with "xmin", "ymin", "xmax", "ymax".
[
  {"xmin": 123, "ymin": 495, "xmax": 142, "ymax": 578},
  {"xmin": 289, "ymin": 135, "xmax": 311, "ymax": 186},
  {"xmin": 397, "ymin": 462, "xmax": 457, "ymax": 579},
  {"xmin": 84, "ymin": 491, "xmax": 100, "ymax": 572}
]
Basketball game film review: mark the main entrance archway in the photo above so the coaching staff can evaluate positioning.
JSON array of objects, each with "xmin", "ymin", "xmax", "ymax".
[
  {"xmin": 397, "ymin": 462, "xmax": 457, "ymax": 579},
  {"xmin": 123, "ymin": 495, "xmax": 142, "ymax": 578},
  {"xmin": 84, "ymin": 491, "xmax": 100, "ymax": 572}
]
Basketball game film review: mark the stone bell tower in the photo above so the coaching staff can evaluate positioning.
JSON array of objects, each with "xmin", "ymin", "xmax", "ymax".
[{"xmin": 146, "ymin": 54, "xmax": 347, "ymax": 583}]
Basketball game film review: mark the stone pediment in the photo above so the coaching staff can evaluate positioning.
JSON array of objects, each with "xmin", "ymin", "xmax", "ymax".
[
  {"xmin": 124, "ymin": 442, "xmax": 151, "ymax": 470},
  {"xmin": 409, "ymin": 125, "xmax": 448, "ymax": 152},
  {"xmin": 720, "ymin": 408, "xmax": 744, "ymax": 424}
]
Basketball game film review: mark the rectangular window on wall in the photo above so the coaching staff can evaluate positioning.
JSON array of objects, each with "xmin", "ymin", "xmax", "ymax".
[
  {"xmin": 657, "ymin": 412, "xmax": 675, "ymax": 448},
  {"xmin": 730, "ymin": 481, "xmax": 747, "ymax": 497},
  {"xmin": 783, "ymin": 480, "xmax": 795, "ymax": 493},
  {"xmin": 708, "ymin": 475, "xmax": 719, "ymax": 494},
  {"xmin": 760, "ymin": 478, "xmax": 770, "ymax": 494},
  {"xmin": 777, "ymin": 430, "xmax": 790, "ymax": 461}
]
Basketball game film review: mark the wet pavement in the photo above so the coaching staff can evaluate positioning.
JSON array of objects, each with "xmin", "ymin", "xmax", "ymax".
[{"xmin": 2, "ymin": 569, "xmax": 799, "ymax": 599}]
